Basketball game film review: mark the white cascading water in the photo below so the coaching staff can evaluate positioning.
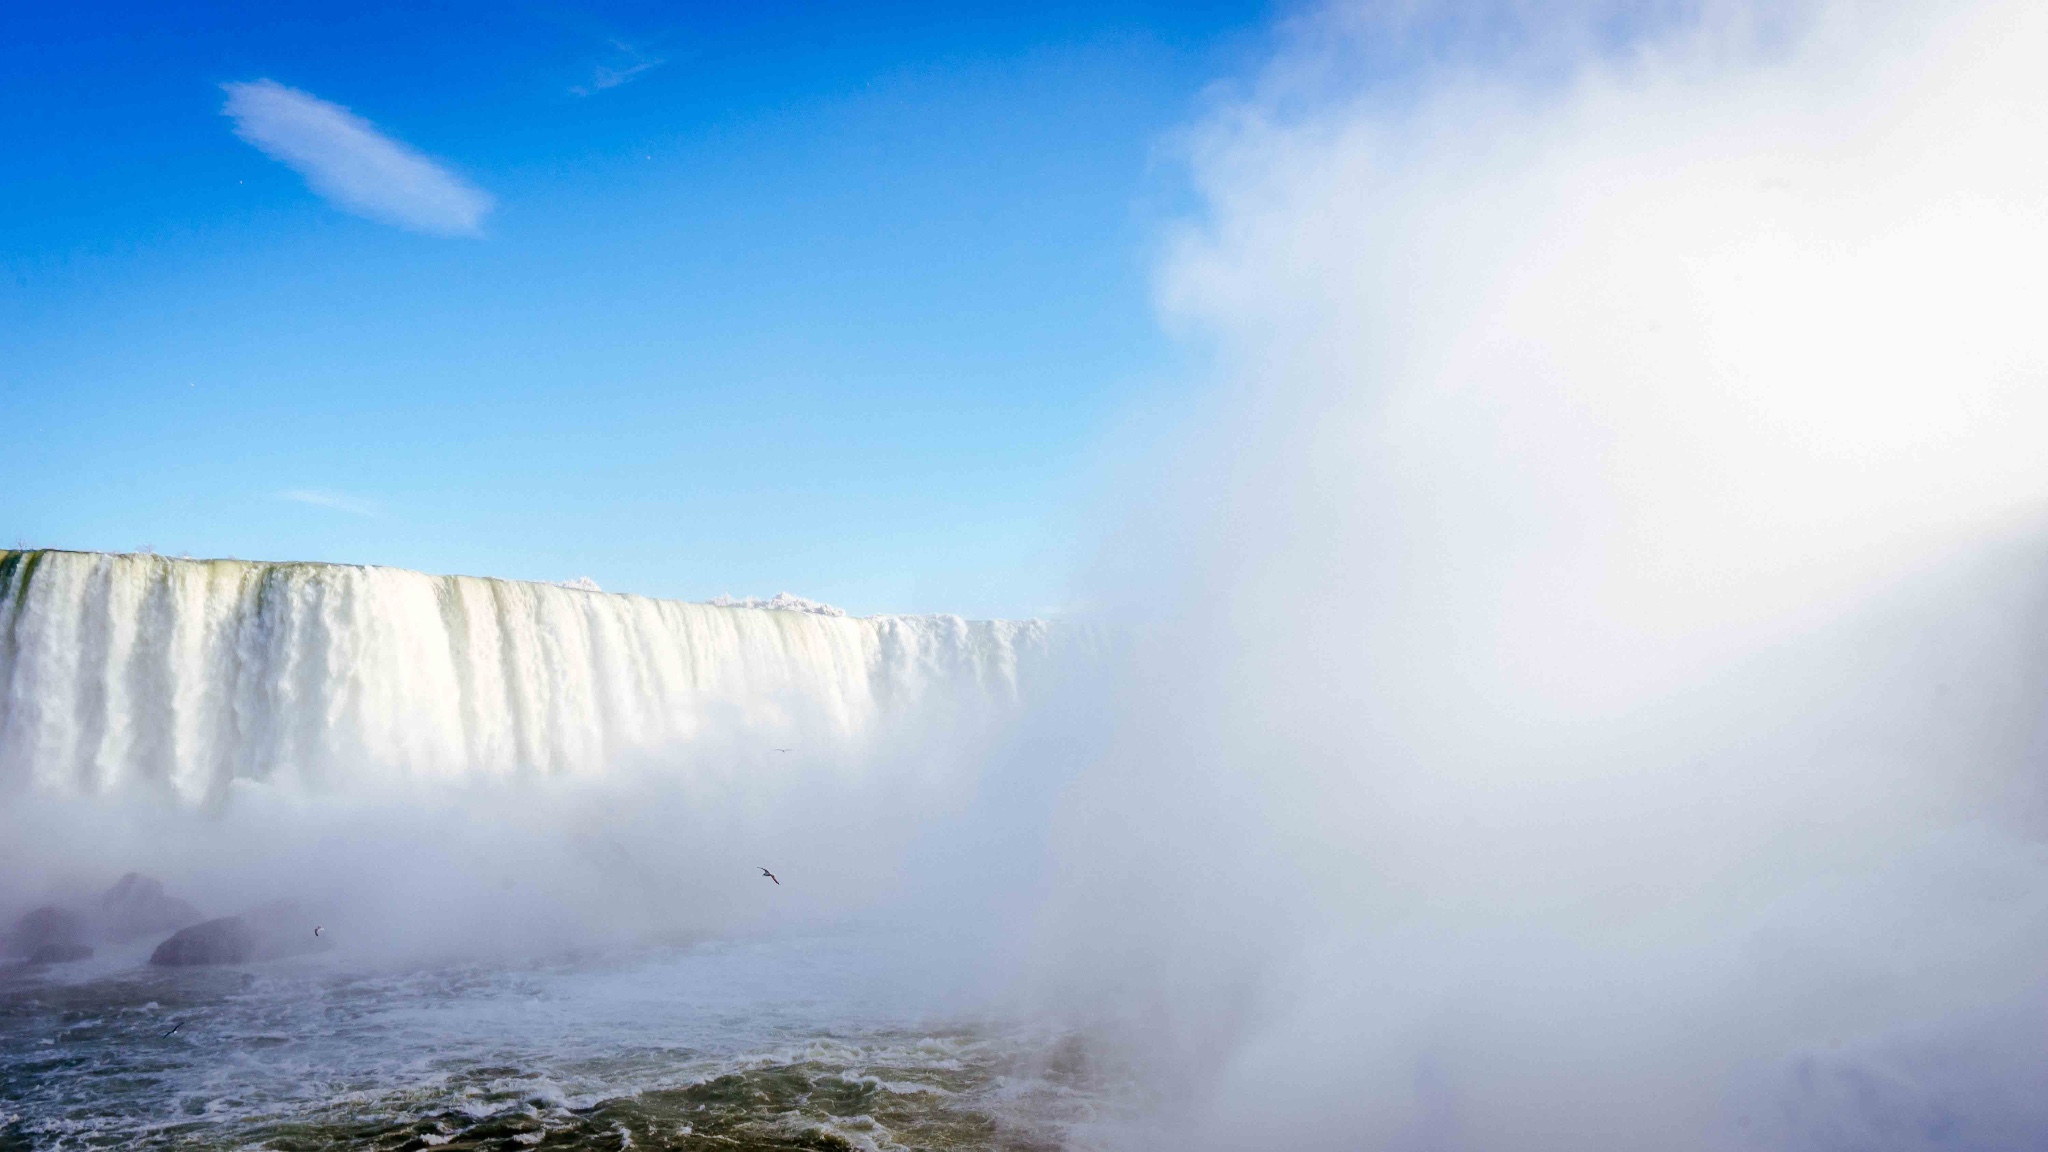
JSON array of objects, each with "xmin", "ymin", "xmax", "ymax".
[
  {"xmin": 0, "ymin": 562, "xmax": 1090, "ymax": 1151},
  {"xmin": 0, "ymin": 549, "xmax": 1051, "ymax": 806}
]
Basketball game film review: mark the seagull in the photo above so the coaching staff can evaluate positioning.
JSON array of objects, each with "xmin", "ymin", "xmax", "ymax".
[
  {"xmin": 162, "ymin": 1021, "xmax": 183, "ymax": 1038},
  {"xmin": 313, "ymin": 926, "xmax": 322, "ymax": 937},
  {"xmin": 759, "ymin": 868, "xmax": 780, "ymax": 885},
  {"xmin": 772, "ymin": 748, "xmax": 792, "ymax": 753}
]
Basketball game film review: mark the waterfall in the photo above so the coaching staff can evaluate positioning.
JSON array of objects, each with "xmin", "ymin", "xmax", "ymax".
[{"xmin": 0, "ymin": 550, "xmax": 1051, "ymax": 806}]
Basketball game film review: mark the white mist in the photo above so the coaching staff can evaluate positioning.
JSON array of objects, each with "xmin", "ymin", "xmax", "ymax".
[{"xmin": 1029, "ymin": 2, "xmax": 2048, "ymax": 1148}]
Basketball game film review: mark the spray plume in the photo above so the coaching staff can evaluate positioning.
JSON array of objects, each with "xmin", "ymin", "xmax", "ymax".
[{"xmin": 1028, "ymin": 2, "xmax": 2048, "ymax": 1148}]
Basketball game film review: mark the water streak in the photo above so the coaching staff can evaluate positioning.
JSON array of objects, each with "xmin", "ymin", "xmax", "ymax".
[{"xmin": 0, "ymin": 550, "xmax": 1050, "ymax": 806}]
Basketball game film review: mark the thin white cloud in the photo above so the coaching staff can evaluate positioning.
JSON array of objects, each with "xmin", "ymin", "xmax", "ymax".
[
  {"xmin": 571, "ymin": 40, "xmax": 664, "ymax": 97},
  {"xmin": 278, "ymin": 489, "xmax": 377, "ymax": 517},
  {"xmin": 222, "ymin": 79, "xmax": 493, "ymax": 236}
]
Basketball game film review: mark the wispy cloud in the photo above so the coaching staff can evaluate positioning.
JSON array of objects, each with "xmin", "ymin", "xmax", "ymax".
[
  {"xmin": 278, "ymin": 489, "xmax": 377, "ymax": 517},
  {"xmin": 571, "ymin": 40, "xmax": 664, "ymax": 97},
  {"xmin": 222, "ymin": 79, "xmax": 493, "ymax": 236}
]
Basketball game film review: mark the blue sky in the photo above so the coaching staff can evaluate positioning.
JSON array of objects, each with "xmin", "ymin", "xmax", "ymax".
[{"xmin": 2, "ymin": 1, "xmax": 1279, "ymax": 618}]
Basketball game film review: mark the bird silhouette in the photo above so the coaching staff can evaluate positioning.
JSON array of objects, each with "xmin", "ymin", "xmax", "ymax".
[
  {"xmin": 759, "ymin": 868, "xmax": 780, "ymax": 885},
  {"xmin": 161, "ymin": 1021, "xmax": 182, "ymax": 1038},
  {"xmin": 772, "ymin": 748, "xmax": 792, "ymax": 753},
  {"xmin": 313, "ymin": 926, "xmax": 322, "ymax": 937}
]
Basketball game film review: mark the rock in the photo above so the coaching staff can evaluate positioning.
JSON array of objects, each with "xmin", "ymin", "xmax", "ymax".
[
  {"xmin": 97, "ymin": 873, "xmax": 201, "ymax": 941},
  {"xmin": 5, "ymin": 905, "xmax": 88, "ymax": 960},
  {"xmin": 4, "ymin": 875, "xmax": 201, "ymax": 962},
  {"xmin": 149, "ymin": 902, "xmax": 325, "ymax": 967},
  {"xmin": 149, "ymin": 916, "xmax": 257, "ymax": 966}
]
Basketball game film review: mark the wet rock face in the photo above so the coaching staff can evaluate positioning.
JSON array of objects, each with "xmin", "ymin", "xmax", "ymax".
[
  {"xmin": 2, "ymin": 875, "xmax": 203, "ymax": 964},
  {"xmin": 148, "ymin": 903, "xmax": 326, "ymax": 967},
  {"xmin": 98, "ymin": 873, "xmax": 201, "ymax": 942},
  {"xmin": 149, "ymin": 916, "xmax": 259, "ymax": 966},
  {"xmin": 5, "ymin": 905, "xmax": 89, "ymax": 960}
]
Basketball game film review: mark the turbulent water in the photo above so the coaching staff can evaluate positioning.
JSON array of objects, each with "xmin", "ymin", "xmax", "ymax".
[
  {"xmin": 0, "ymin": 933, "xmax": 1109, "ymax": 1151},
  {"xmin": 0, "ymin": 550, "xmax": 1090, "ymax": 1150}
]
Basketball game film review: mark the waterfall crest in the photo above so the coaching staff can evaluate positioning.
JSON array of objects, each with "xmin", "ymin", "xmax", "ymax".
[{"xmin": 0, "ymin": 550, "xmax": 1050, "ymax": 805}]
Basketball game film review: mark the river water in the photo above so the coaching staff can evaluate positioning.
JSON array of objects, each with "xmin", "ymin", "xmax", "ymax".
[{"xmin": 0, "ymin": 933, "xmax": 1112, "ymax": 1151}]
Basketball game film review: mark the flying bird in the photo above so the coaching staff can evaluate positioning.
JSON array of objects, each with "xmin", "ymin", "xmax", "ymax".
[
  {"xmin": 313, "ymin": 926, "xmax": 322, "ymax": 937},
  {"xmin": 772, "ymin": 748, "xmax": 792, "ymax": 753},
  {"xmin": 162, "ymin": 1021, "xmax": 183, "ymax": 1038},
  {"xmin": 759, "ymin": 868, "xmax": 780, "ymax": 885}
]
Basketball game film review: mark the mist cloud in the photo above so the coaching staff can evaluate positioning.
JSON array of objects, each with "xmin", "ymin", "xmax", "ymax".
[
  {"xmin": 222, "ymin": 79, "xmax": 493, "ymax": 236},
  {"xmin": 1030, "ymin": 1, "xmax": 2048, "ymax": 1148}
]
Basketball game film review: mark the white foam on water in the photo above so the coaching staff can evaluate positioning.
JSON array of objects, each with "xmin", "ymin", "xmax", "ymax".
[{"xmin": 0, "ymin": 931, "xmax": 1088, "ymax": 1148}]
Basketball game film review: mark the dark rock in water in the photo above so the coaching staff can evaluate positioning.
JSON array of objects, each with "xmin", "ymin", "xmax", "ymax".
[
  {"xmin": 5, "ymin": 905, "xmax": 89, "ymax": 960},
  {"xmin": 149, "ymin": 902, "xmax": 327, "ymax": 967},
  {"xmin": 150, "ymin": 916, "xmax": 258, "ymax": 966},
  {"xmin": 98, "ymin": 873, "xmax": 201, "ymax": 942},
  {"xmin": 4, "ymin": 876, "xmax": 200, "ymax": 961}
]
